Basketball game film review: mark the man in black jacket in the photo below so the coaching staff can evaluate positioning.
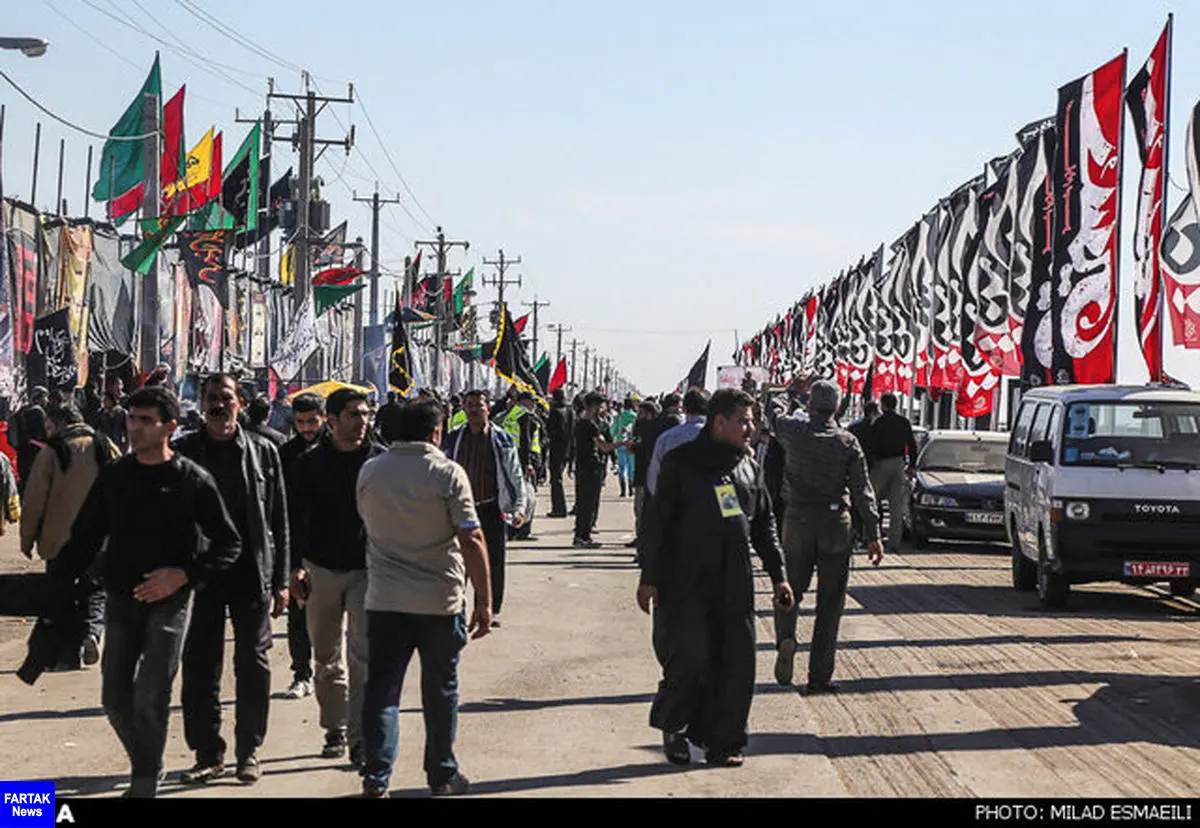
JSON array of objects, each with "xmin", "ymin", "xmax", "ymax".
[
  {"xmin": 868, "ymin": 393, "xmax": 918, "ymax": 554},
  {"xmin": 53, "ymin": 387, "xmax": 241, "ymax": 798},
  {"xmin": 11, "ymin": 386, "xmax": 49, "ymax": 492},
  {"xmin": 174, "ymin": 373, "xmax": 290, "ymax": 786},
  {"xmin": 636, "ymin": 389, "xmax": 792, "ymax": 767},
  {"xmin": 627, "ymin": 400, "xmax": 660, "ymax": 548},
  {"xmin": 289, "ymin": 388, "xmax": 383, "ymax": 768},
  {"xmin": 277, "ymin": 393, "xmax": 326, "ymax": 701},
  {"xmin": 545, "ymin": 389, "xmax": 574, "ymax": 518}
]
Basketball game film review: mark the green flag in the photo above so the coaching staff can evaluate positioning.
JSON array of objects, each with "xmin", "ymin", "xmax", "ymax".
[
  {"xmin": 121, "ymin": 214, "xmax": 186, "ymax": 275},
  {"xmin": 92, "ymin": 54, "xmax": 162, "ymax": 203},
  {"xmin": 453, "ymin": 267, "xmax": 474, "ymax": 316},
  {"xmin": 314, "ymin": 283, "xmax": 364, "ymax": 316},
  {"xmin": 221, "ymin": 124, "xmax": 260, "ymax": 231}
]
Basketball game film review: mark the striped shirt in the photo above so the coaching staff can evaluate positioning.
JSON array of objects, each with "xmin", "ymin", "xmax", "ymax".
[{"xmin": 458, "ymin": 427, "xmax": 499, "ymax": 504}]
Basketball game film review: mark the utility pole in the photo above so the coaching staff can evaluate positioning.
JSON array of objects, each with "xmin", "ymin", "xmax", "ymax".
[
  {"xmin": 521, "ymin": 297, "xmax": 550, "ymax": 366},
  {"xmin": 548, "ymin": 323, "xmax": 572, "ymax": 366},
  {"xmin": 415, "ymin": 226, "xmax": 469, "ymax": 391},
  {"xmin": 138, "ymin": 90, "xmax": 160, "ymax": 373},
  {"xmin": 235, "ymin": 99, "xmax": 277, "ymax": 373},
  {"xmin": 582, "ymin": 347, "xmax": 592, "ymax": 390},
  {"xmin": 569, "ymin": 338, "xmax": 580, "ymax": 390},
  {"xmin": 482, "ymin": 248, "xmax": 522, "ymax": 320},
  {"xmin": 353, "ymin": 185, "xmax": 402, "ymax": 328},
  {"xmin": 352, "ymin": 238, "xmax": 365, "ymax": 382}
]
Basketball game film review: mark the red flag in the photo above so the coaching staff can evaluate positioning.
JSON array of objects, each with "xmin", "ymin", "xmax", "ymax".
[
  {"xmin": 205, "ymin": 132, "xmax": 223, "ymax": 203},
  {"xmin": 1126, "ymin": 22, "xmax": 1169, "ymax": 381},
  {"xmin": 160, "ymin": 86, "xmax": 186, "ymax": 215},
  {"xmin": 548, "ymin": 358, "xmax": 568, "ymax": 394},
  {"xmin": 1049, "ymin": 52, "xmax": 1125, "ymax": 385},
  {"xmin": 514, "ymin": 313, "xmax": 530, "ymax": 334},
  {"xmin": 109, "ymin": 183, "xmax": 143, "ymax": 221},
  {"xmin": 957, "ymin": 364, "xmax": 1000, "ymax": 418},
  {"xmin": 313, "ymin": 266, "xmax": 361, "ymax": 286}
]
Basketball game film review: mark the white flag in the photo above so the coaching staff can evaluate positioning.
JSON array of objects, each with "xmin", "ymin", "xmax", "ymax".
[{"xmin": 270, "ymin": 293, "xmax": 328, "ymax": 382}]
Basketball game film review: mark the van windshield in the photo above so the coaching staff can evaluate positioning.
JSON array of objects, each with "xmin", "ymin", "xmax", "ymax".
[
  {"xmin": 1060, "ymin": 402, "xmax": 1200, "ymax": 468},
  {"xmin": 919, "ymin": 439, "xmax": 1007, "ymax": 473}
]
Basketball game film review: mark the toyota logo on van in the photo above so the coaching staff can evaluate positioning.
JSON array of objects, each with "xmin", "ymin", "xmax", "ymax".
[{"xmin": 1133, "ymin": 503, "xmax": 1181, "ymax": 515}]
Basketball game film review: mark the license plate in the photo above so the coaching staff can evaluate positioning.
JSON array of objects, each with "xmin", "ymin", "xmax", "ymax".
[
  {"xmin": 1124, "ymin": 561, "xmax": 1191, "ymax": 578},
  {"xmin": 965, "ymin": 512, "xmax": 1004, "ymax": 525}
]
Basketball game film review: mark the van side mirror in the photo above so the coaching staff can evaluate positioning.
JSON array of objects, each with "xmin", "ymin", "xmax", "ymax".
[{"xmin": 1029, "ymin": 440, "xmax": 1054, "ymax": 464}]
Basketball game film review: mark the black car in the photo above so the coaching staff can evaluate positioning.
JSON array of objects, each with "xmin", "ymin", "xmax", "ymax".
[{"xmin": 909, "ymin": 431, "xmax": 1008, "ymax": 548}]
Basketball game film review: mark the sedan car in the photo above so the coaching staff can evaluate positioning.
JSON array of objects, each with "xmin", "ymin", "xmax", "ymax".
[{"xmin": 909, "ymin": 431, "xmax": 1009, "ymax": 548}]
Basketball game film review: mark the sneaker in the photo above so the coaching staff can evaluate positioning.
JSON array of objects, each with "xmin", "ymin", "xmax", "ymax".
[
  {"xmin": 573, "ymin": 538, "xmax": 601, "ymax": 549},
  {"xmin": 322, "ymin": 729, "xmax": 348, "ymax": 759},
  {"xmin": 180, "ymin": 761, "xmax": 225, "ymax": 784},
  {"xmin": 81, "ymin": 635, "xmax": 101, "ymax": 667},
  {"xmin": 705, "ymin": 751, "xmax": 745, "ymax": 767},
  {"xmin": 803, "ymin": 681, "xmax": 841, "ymax": 696},
  {"xmin": 663, "ymin": 731, "xmax": 690, "ymax": 765},
  {"xmin": 236, "ymin": 755, "xmax": 262, "ymax": 784},
  {"xmin": 774, "ymin": 638, "xmax": 797, "ymax": 687},
  {"xmin": 349, "ymin": 742, "xmax": 365, "ymax": 770},
  {"xmin": 362, "ymin": 780, "xmax": 388, "ymax": 798},
  {"xmin": 430, "ymin": 772, "xmax": 470, "ymax": 797},
  {"xmin": 283, "ymin": 679, "xmax": 313, "ymax": 699}
]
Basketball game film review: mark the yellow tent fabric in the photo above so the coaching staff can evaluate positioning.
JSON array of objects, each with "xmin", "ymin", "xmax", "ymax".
[{"xmin": 287, "ymin": 380, "xmax": 377, "ymax": 403}]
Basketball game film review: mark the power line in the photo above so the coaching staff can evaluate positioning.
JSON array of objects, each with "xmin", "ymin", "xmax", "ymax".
[
  {"xmin": 356, "ymin": 92, "xmax": 437, "ymax": 227},
  {"xmin": 0, "ymin": 67, "xmax": 158, "ymax": 141},
  {"xmin": 124, "ymin": 0, "xmax": 269, "ymax": 80}
]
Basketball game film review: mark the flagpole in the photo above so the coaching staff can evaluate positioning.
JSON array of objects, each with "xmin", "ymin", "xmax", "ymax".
[
  {"xmin": 1112, "ymin": 48, "xmax": 1129, "ymax": 384},
  {"xmin": 1158, "ymin": 16, "xmax": 1173, "ymax": 384}
]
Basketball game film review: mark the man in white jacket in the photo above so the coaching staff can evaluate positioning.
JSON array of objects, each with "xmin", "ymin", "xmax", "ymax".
[{"xmin": 442, "ymin": 390, "xmax": 529, "ymax": 628}]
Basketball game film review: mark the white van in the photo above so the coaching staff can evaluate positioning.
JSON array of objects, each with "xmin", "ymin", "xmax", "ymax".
[{"xmin": 1005, "ymin": 384, "xmax": 1200, "ymax": 608}]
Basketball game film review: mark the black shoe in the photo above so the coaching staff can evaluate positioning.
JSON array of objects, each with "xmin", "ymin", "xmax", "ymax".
[
  {"xmin": 431, "ymin": 772, "xmax": 470, "ymax": 796},
  {"xmin": 663, "ymin": 731, "xmax": 690, "ymax": 765},
  {"xmin": 625, "ymin": 538, "xmax": 639, "ymax": 548},
  {"xmin": 547, "ymin": 511, "xmax": 568, "ymax": 518},
  {"xmin": 322, "ymin": 729, "xmax": 348, "ymax": 758},
  {"xmin": 705, "ymin": 751, "xmax": 745, "ymax": 767},
  {"xmin": 180, "ymin": 761, "xmax": 225, "ymax": 784},
  {"xmin": 363, "ymin": 780, "xmax": 388, "ymax": 798},
  {"xmin": 803, "ymin": 681, "xmax": 841, "ymax": 696},
  {"xmin": 349, "ymin": 742, "xmax": 365, "ymax": 770}
]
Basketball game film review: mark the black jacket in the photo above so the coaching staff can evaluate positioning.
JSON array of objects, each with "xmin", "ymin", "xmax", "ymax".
[
  {"xmin": 870, "ymin": 411, "xmax": 917, "ymax": 462},
  {"xmin": 546, "ymin": 404, "xmax": 574, "ymax": 463},
  {"xmin": 638, "ymin": 433, "xmax": 785, "ymax": 600},
  {"xmin": 174, "ymin": 426, "xmax": 290, "ymax": 593},
  {"xmin": 289, "ymin": 434, "xmax": 384, "ymax": 572}
]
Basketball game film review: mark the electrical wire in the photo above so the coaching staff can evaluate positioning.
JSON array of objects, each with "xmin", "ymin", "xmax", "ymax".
[
  {"xmin": 124, "ymin": 0, "xmax": 269, "ymax": 80},
  {"xmin": 356, "ymin": 92, "xmax": 437, "ymax": 227},
  {"xmin": 0, "ymin": 67, "xmax": 159, "ymax": 140}
]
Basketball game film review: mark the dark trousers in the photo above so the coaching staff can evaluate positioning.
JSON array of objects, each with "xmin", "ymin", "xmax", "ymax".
[
  {"xmin": 16, "ymin": 447, "xmax": 37, "ymax": 496},
  {"xmin": 478, "ymin": 501, "xmax": 507, "ymax": 614},
  {"xmin": 573, "ymin": 468, "xmax": 604, "ymax": 540},
  {"xmin": 45, "ymin": 556, "xmax": 105, "ymax": 665},
  {"xmin": 549, "ymin": 454, "xmax": 568, "ymax": 515},
  {"xmin": 362, "ymin": 610, "xmax": 468, "ymax": 790},
  {"xmin": 287, "ymin": 594, "xmax": 312, "ymax": 683},
  {"xmin": 650, "ymin": 596, "xmax": 756, "ymax": 756},
  {"xmin": 181, "ymin": 586, "xmax": 273, "ymax": 764},
  {"xmin": 773, "ymin": 511, "xmax": 853, "ymax": 685},
  {"xmin": 102, "ymin": 589, "xmax": 192, "ymax": 785}
]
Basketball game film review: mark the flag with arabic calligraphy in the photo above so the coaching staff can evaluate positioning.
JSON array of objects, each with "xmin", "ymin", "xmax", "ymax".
[{"xmin": 178, "ymin": 230, "xmax": 233, "ymax": 308}]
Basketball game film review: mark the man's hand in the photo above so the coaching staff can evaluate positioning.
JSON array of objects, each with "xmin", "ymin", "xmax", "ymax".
[
  {"xmin": 289, "ymin": 568, "xmax": 309, "ymax": 607},
  {"xmin": 272, "ymin": 588, "xmax": 290, "ymax": 618},
  {"xmin": 469, "ymin": 601, "xmax": 493, "ymax": 639},
  {"xmin": 134, "ymin": 568, "xmax": 188, "ymax": 603},
  {"xmin": 636, "ymin": 584, "xmax": 658, "ymax": 615},
  {"xmin": 511, "ymin": 513, "xmax": 525, "ymax": 529},
  {"xmin": 773, "ymin": 581, "xmax": 795, "ymax": 610},
  {"xmin": 867, "ymin": 540, "xmax": 885, "ymax": 567}
]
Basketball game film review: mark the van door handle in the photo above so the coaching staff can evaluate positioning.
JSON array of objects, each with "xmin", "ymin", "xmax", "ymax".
[{"xmin": 1007, "ymin": 482, "xmax": 1021, "ymax": 491}]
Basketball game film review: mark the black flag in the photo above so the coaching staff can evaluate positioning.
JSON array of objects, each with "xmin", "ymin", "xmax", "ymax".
[
  {"xmin": 178, "ymin": 230, "xmax": 233, "ymax": 308},
  {"xmin": 314, "ymin": 221, "xmax": 347, "ymax": 268},
  {"xmin": 27, "ymin": 309, "xmax": 77, "ymax": 391},
  {"xmin": 685, "ymin": 340, "xmax": 710, "ymax": 389},
  {"xmin": 388, "ymin": 287, "xmax": 413, "ymax": 397},
  {"xmin": 491, "ymin": 302, "xmax": 545, "ymax": 397},
  {"xmin": 234, "ymin": 168, "xmax": 292, "ymax": 250}
]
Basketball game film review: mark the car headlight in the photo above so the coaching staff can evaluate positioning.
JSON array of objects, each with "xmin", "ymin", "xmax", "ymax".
[
  {"xmin": 918, "ymin": 493, "xmax": 959, "ymax": 508},
  {"xmin": 1065, "ymin": 501, "xmax": 1090, "ymax": 521}
]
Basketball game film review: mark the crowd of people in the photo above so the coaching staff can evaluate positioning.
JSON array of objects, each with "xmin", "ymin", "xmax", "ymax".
[{"xmin": 7, "ymin": 364, "xmax": 923, "ymax": 797}]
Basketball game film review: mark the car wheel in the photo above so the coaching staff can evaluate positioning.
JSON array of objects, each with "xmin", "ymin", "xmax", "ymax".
[
  {"xmin": 1036, "ymin": 531, "xmax": 1069, "ymax": 609},
  {"xmin": 1011, "ymin": 531, "xmax": 1036, "ymax": 592},
  {"xmin": 1169, "ymin": 579, "xmax": 1196, "ymax": 598},
  {"xmin": 912, "ymin": 529, "xmax": 929, "ymax": 550}
]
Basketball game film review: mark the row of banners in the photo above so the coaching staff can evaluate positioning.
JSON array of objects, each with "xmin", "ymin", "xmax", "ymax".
[{"xmin": 736, "ymin": 20, "xmax": 1199, "ymax": 417}]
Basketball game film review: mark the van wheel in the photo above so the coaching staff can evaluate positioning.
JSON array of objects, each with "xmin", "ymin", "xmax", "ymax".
[
  {"xmin": 1037, "ymin": 533, "xmax": 1069, "ymax": 609},
  {"xmin": 1169, "ymin": 579, "xmax": 1196, "ymax": 598},
  {"xmin": 1012, "ymin": 533, "xmax": 1036, "ymax": 591}
]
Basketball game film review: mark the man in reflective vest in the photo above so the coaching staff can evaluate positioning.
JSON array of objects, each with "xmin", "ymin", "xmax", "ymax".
[{"xmin": 502, "ymin": 392, "xmax": 542, "ymax": 540}]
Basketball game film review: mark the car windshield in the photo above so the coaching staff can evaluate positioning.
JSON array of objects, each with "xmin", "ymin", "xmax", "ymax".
[
  {"xmin": 918, "ymin": 439, "xmax": 1007, "ymax": 473},
  {"xmin": 1060, "ymin": 401, "xmax": 1200, "ymax": 468}
]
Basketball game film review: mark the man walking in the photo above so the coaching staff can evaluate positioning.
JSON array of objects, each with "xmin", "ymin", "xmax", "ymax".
[
  {"xmin": 636, "ymin": 389, "xmax": 792, "ymax": 767},
  {"xmin": 175, "ymin": 373, "xmax": 290, "ymax": 785},
  {"xmin": 444, "ymin": 390, "xmax": 527, "ymax": 628},
  {"xmin": 770, "ymin": 380, "xmax": 883, "ymax": 694},
  {"xmin": 545, "ymin": 389, "xmax": 574, "ymax": 518},
  {"xmin": 247, "ymin": 395, "xmax": 288, "ymax": 447},
  {"xmin": 289, "ymin": 388, "xmax": 383, "ymax": 766},
  {"xmin": 628, "ymin": 400, "xmax": 659, "ymax": 549},
  {"xmin": 573, "ymin": 392, "xmax": 616, "ymax": 549},
  {"xmin": 20, "ymin": 404, "xmax": 120, "ymax": 670},
  {"xmin": 646, "ymin": 388, "xmax": 710, "ymax": 498},
  {"xmin": 278, "ymin": 393, "xmax": 326, "ymax": 701},
  {"xmin": 52, "ymin": 387, "xmax": 241, "ymax": 797},
  {"xmin": 612, "ymin": 398, "xmax": 637, "ymax": 498},
  {"xmin": 11, "ymin": 386, "xmax": 49, "ymax": 492},
  {"xmin": 868, "ymin": 393, "xmax": 918, "ymax": 555},
  {"xmin": 502, "ymin": 391, "xmax": 542, "ymax": 541},
  {"xmin": 356, "ymin": 398, "xmax": 493, "ymax": 797}
]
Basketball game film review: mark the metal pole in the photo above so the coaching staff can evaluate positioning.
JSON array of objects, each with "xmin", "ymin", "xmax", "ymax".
[
  {"xmin": 370, "ymin": 190, "xmax": 379, "ymax": 327},
  {"xmin": 30, "ymin": 122, "xmax": 40, "ymax": 208},
  {"xmin": 83, "ymin": 143, "xmax": 92, "ymax": 219},
  {"xmin": 353, "ymin": 238, "xmax": 365, "ymax": 382},
  {"xmin": 140, "ymin": 91, "xmax": 160, "ymax": 373},
  {"xmin": 1157, "ymin": 16, "xmax": 1173, "ymax": 384},
  {"xmin": 55, "ymin": 138, "xmax": 64, "ymax": 216}
]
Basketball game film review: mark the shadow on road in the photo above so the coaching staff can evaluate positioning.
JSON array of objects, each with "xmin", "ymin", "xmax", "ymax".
[
  {"xmin": 752, "ymin": 632, "xmax": 1153, "ymax": 654},
  {"xmin": 383, "ymin": 758, "xmax": 692, "ymax": 797}
]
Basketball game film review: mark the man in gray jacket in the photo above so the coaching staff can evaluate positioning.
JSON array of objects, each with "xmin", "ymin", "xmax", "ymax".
[{"xmin": 443, "ymin": 390, "xmax": 529, "ymax": 628}]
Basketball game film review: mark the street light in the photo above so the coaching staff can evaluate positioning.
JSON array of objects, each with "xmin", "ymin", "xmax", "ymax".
[{"xmin": 0, "ymin": 37, "xmax": 49, "ymax": 58}]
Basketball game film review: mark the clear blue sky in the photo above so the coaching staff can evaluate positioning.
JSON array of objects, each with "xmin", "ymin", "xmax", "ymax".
[{"xmin": 1, "ymin": 0, "xmax": 1196, "ymax": 392}]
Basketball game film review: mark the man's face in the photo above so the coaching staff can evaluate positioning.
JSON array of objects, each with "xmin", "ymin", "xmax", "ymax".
[
  {"xmin": 714, "ymin": 405, "xmax": 753, "ymax": 450},
  {"xmin": 333, "ymin": 401, "xmax": 371, "ymax": 446},
  {"xmin": 128, "ymin": 405, "xmax": 175, "ymax": 454},
  {"xmin": 204, "ymin": 378, "xmax": 241, "ymax": 439},
  {"xmin": 103, "ymin": 397, "xmax": 115, "ymax": 411},
  {"xmin": 466, "ymin": 394, "xmax": 489, "ymax": 428},
  {"xmin": 294, "ymin": 410, "xmax": 325, "ymax": 443}
]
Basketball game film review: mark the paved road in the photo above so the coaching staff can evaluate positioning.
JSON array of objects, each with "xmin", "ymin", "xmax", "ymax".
[{"xmin": 1, "ymin": 479, "xmax": 1198, "ymax": 798}]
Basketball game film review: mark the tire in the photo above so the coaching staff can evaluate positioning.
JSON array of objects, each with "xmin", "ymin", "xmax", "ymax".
[
  {"xmin": 1011, "ymin": 532, "xmax": 1036, "ymax": 592},
  {"xmin": 1169, "ymin": 579, "xmax": 1196, "ymax": 598},
  {"xmin": 912, "ymin": 530, "xmax": 930, "ymax": 550},
  {"xmin": 1036, "ymin": 532, "xmax": 1069, "ymax": 609}
]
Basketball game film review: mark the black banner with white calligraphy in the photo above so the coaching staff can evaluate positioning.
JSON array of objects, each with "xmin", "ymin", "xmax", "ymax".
[
  {"xmin": 27, "ymin": 309, "xmax": 77, "ymax": 392},
  {"xmin": 178, "ymin": 230, "xmax": 233, "ymax": 308}
]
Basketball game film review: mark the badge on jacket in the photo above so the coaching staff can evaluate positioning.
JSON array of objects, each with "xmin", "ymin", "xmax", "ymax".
[{"xmin": 715, "ymin": 484, "xmax": 742, "ymax": 518}]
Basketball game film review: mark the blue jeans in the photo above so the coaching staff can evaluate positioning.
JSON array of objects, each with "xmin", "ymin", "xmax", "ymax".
[
  {"xmin": 616, "ymin": 447, "xmax": 635, "ymax": 484},
  {"xmin": 362, "ymin": 610, "xmax": 468, "ymax": 790}
]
